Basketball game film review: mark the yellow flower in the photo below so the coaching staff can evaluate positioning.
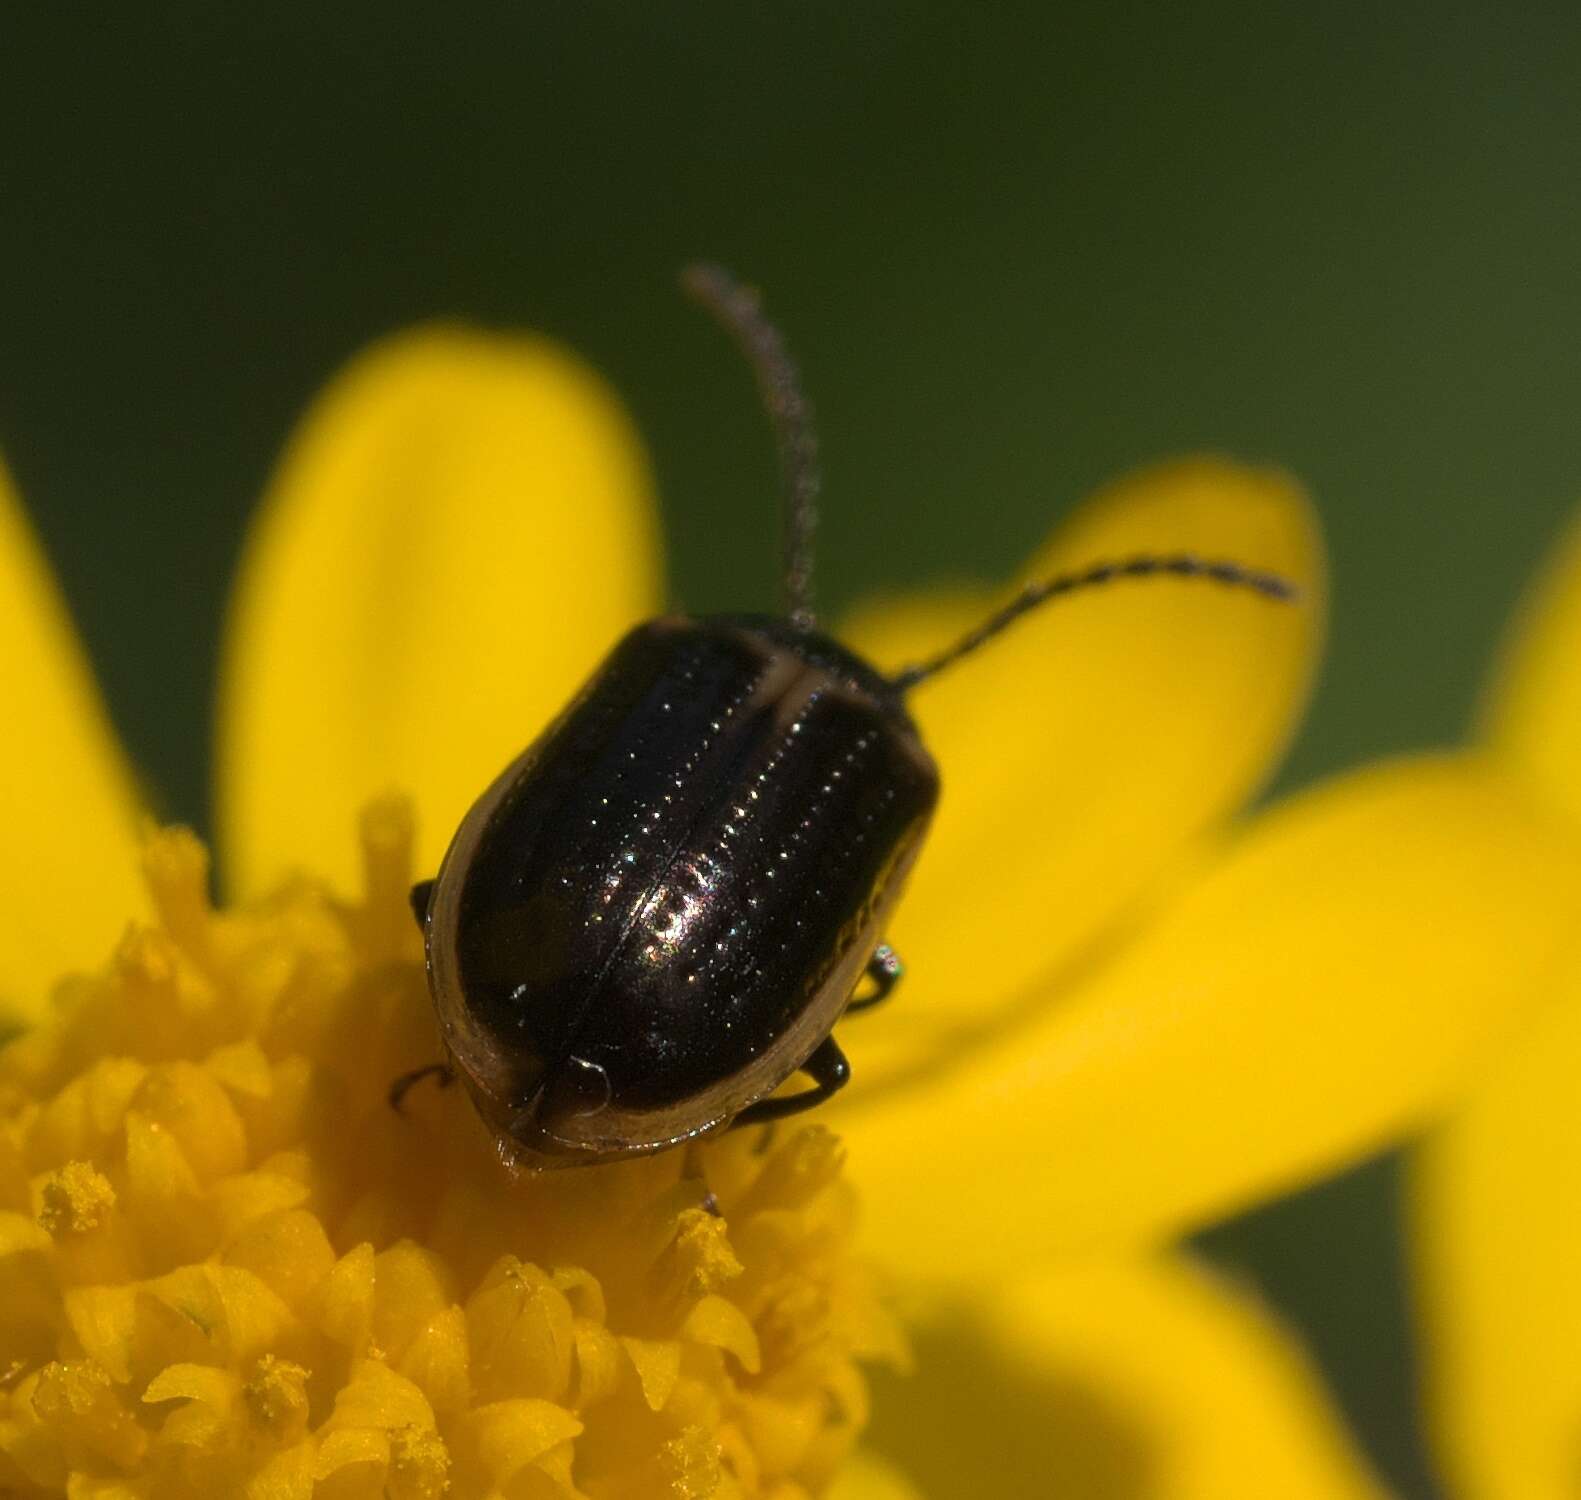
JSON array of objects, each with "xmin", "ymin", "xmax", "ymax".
[
  {"xmin": 1, "ymin": 322, "xmax": 1577, "ymax": 1497},
  {"xmin": 1411, "ymin": 503, "xmax": 1581, "ymax": 1500}
]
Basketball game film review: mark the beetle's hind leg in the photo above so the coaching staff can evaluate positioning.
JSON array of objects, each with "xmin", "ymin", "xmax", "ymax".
[
  {"xmin": 733, "ymin": 1035, "xmax": 851, "ymax": 1128},
  {"xmin": 389, "ymin": 1060, "xmax": 455, "ymax": 1113},
  {"xmin": 845, "ymin": 943, "xmax": 904, "ymax": 1014}
]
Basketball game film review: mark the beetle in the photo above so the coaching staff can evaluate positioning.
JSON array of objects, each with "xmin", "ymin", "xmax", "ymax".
[{"xmin": 398, "ymin": 264, "xmax": 1297, "ymax": 1169}]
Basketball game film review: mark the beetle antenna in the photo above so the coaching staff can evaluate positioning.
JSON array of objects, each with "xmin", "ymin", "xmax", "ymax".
[
  {"xmin": 682, "ymin": 263, "xmax": 820, "ymax": 631},
  {"xmin": 891, "ymin": 553, "xmax": 1300, "ymax": 692}
]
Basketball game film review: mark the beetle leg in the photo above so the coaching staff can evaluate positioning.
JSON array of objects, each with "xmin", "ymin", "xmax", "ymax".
[
  {"xmin": 732, "ymin": 1036, "xmax": 851, "ymax": 1128},
  {"xmin": 845, "ymin": 943, "xmax": 904, "ymax": 1013},
  {"xmin": 681, "ymin": 1140, "xmax": 722, "ymax": 1215},
  {"xmin": 408, "ymin": 879, "xmax": 436, "ymax": 929},
  {"xmin": 388, "ymin": 1060, "xmax": 454, "ymax": 1113}
]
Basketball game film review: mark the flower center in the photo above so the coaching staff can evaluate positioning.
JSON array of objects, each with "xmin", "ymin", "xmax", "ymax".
[{"xmin": 0, "ymin": 799, "xmax": 900, "ymax": 1498}]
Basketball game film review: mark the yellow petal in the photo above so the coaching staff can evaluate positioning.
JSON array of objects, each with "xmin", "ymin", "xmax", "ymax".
[
  {"xmin": 840, "ymin": 754, "xmax": 1581, "ymax": 1274},
  {"xmin": 0, "ymin": 461, "xmax": 142, "ymax": 1024},
  {"xmin": 1410, "ymin": 962, "xmax": 1581, "ymax": 1500},
  {"xmin": 217, "ymin": 326, "xmax": 661, "ymax": 898},
  {"xmin": 838, "ymin": 457, "xmax": 1322, "ymax": 1087},
  {"xmin": 864, "ymin": 1257, "xmax": 1392, "ymax": 1500},
  {"xmin": 1481, "ymin": 503, "xmax": 1581, "ymax": 822}
]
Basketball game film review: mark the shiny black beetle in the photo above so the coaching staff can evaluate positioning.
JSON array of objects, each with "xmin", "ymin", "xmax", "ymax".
[{"xmin": 400, "ymin": 265, "xmax": 1297, "ymax": 1169}]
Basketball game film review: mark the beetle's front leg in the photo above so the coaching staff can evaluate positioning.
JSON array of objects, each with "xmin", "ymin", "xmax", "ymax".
[
  {"xmin": 389, "ymin": 1060, "xmax": 454, "ymax": 1113},
  {"xmin": 732, "ymin": 1035, "xmax": 851, "ymax": 1128}
]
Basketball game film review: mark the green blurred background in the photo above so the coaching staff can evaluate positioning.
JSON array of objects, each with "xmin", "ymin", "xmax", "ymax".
[{"xmin": 4, "ymin": 6, "xmax": 1579, "ymax": 1493}]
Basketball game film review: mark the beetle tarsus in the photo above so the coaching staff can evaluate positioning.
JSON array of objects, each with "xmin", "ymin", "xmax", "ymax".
[
  {"xmin": 389, "ymin": 1060, "xmax": 454, "ymax": 1113},
  {"xmin": 408, "ymin": 879, "xmax": 436, "ymax": 929},
  {"xmin": 846, "ymin": 943, "xmax": 904, "ymax": 1013},
  {"xmin": 732, "ymin": 1035, "xmax": 851, "ymax": 1128}
]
